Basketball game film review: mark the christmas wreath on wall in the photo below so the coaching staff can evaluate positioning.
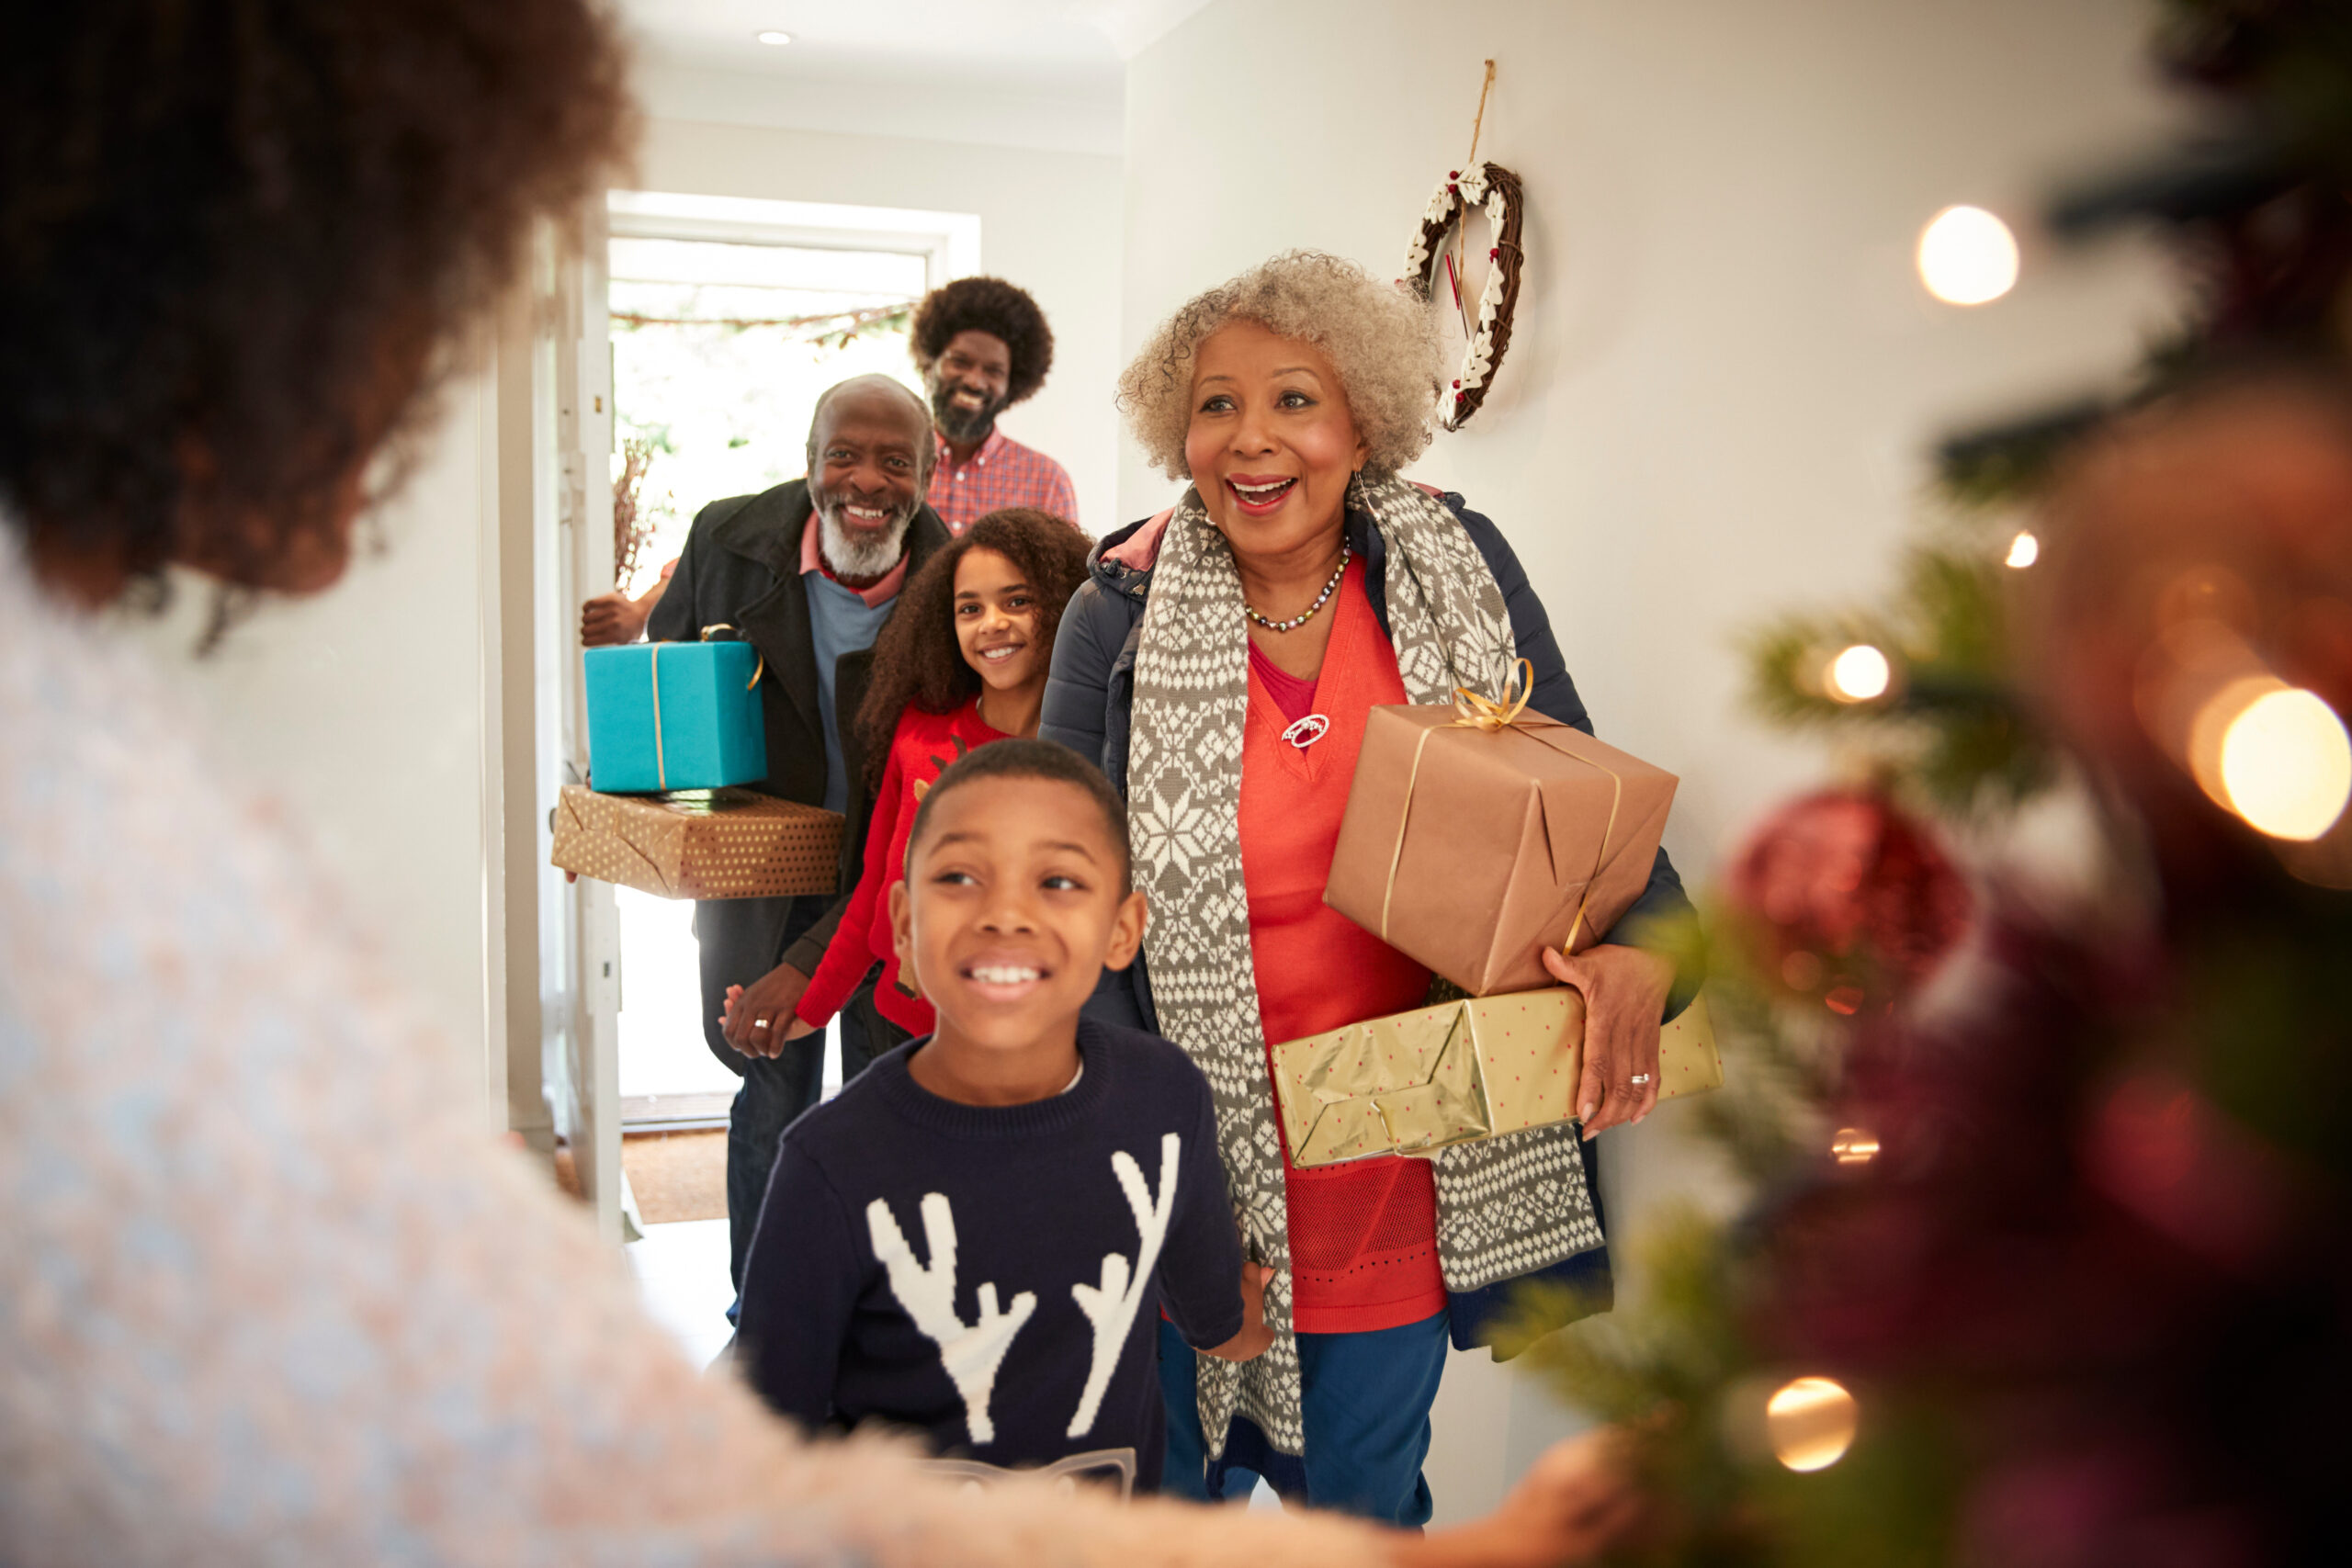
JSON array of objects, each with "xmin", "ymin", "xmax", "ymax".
[{"xmin": 1404, "ymin": 160, "xmax": 1524, "ymax": 431}]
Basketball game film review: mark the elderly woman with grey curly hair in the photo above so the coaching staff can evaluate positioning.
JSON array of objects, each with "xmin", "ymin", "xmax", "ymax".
[{"xmin": 1041, "ymin": 252, "xmax": 1697, "ymax": 1523}]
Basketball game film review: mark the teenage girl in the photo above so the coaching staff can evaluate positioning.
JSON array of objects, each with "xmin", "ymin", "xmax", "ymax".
[{"xmin": 768, "ymin": 506, "xmax": 1092, "ymax": 1057}]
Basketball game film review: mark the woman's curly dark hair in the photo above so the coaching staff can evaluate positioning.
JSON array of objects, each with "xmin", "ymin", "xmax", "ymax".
[
  {"xmin": 909, "ymin": 276, "xmax": 1056, "ymax": 406},
  {"xmin": 0, "ymin": 0, "xmax": 632, "ymax": 592},
  {"xmin": 855, "ymin": 508, "xmax": 1091, "ymax": 794}
]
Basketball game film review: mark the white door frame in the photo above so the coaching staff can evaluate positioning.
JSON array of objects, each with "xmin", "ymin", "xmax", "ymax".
[
  {"xmin": 547, "ymin": 203, "xmax": 625, "ymax": 1245},
  {"xmin": 525, "ymin": 189, "xmax": 983, "ymax": 1244}
]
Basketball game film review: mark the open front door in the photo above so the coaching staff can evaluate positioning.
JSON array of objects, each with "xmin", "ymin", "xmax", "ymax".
[{"xmin": 545, "ymin": 201, "xmax": 625, "ymax": 1245}]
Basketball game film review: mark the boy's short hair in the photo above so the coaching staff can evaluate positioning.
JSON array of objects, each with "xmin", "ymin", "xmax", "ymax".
[{"xmin": 903, "ymin": 739, "xmax": 1132, "ymax": 892}]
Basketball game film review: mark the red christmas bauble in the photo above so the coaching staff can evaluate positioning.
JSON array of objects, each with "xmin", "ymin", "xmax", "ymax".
[{"xmin": 1725, "ymin": 789, "xmax": 1972, "ymax": 1008}]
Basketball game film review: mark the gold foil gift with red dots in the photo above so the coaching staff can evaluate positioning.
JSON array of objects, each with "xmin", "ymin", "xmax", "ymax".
[{"xmin": 1269, "ymin": 990, "xmax": 1722, "ymax": 1168}]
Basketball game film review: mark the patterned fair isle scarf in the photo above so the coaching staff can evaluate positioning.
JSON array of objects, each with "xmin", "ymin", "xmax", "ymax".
[{"xmin": 1127, "ymin": 475, "xmax": 1606, "ymax": 1461}]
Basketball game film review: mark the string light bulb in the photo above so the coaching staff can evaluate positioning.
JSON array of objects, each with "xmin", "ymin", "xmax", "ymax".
[
  {"xmin": 1917, "ymin": 205, "xmax": 2019, "ymax": 305},
  {"xmin": 1831, "ymin": 1127, "xmax": 1880, "ymax": 1165},
  {"xmin": 1826, "ymin": 644, "xmax": 1893, "ymax": 703},
  {"xmin": 1767, "ymin": 1377, "xmax": 1860, "ymax": 1472},
  {"xmin": 2217, "ymin": 687, "xmax": 2352, "ymax": 840},
  {"xmin": 2005, "ymin": 530, "xmax": 2039, "ymax": 569}
]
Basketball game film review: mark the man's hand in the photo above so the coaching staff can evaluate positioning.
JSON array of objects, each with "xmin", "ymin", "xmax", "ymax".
[
  {"xmin": 1395, "ymin": 1428, "xmax": 1645, "ymax": 1568},
  {"xmin": 1542, "ymin": 942, "xmax": 1675, "ymax": 1139},
  {"xmin": 719, "ymin": 963, "xmax": 813, "ymax": 1058},
  {"xmin": 580, "ymin": 590, "xmax": 650, "ymax": 648},
  {"xmin": 1203, "ymin": 1262, "xmax": 1277, "ymax": 1362}
]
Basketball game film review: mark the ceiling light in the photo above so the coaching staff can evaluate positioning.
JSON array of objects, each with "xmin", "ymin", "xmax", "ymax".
[{"xmin": 756, "ymin": 30, "xmax": 793, "ymax": 46}]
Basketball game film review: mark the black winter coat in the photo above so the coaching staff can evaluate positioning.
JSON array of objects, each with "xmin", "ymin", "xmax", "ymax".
[
  {"xmin": 649, "ymin": 479, "xmax": 952, "ymax": 980},
  {"xmin": 1038, "ymin": 492, "xmax": 1699, "ymax": 1350}
]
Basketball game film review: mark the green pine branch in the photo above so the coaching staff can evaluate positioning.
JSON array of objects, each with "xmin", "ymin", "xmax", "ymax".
[{"xmin": 1743, "ymin": 547, "xmax": 2053, "ymax": 815}]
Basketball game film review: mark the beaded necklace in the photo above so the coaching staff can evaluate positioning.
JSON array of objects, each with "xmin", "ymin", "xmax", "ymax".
[{"xmin": 1242, "ymin": 545, "xmax": 1351, "ymax": 633}]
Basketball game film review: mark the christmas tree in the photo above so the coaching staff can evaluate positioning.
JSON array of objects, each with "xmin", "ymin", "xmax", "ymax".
[{"xmin": 1504, "ymin": 5, "xmax": 2352, "ymax": 1562}]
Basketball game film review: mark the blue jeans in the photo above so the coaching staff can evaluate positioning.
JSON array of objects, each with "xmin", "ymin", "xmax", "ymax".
[
  {"xmin": 1158, "ymin": 1309, "xmax": 1448, "ymax": 1527},
  {"xmin": 722, "ymin": 1036, "xmax": 824, "ymax": 1302}
]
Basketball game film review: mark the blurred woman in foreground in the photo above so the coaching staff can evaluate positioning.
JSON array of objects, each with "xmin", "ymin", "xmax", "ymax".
[{"xmin": 0, "ymin": 4, "xmax": 1629, "ymax": 1562}]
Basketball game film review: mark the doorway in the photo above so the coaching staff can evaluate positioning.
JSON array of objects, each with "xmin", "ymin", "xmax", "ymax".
[{"xmin": 599, "ymin": 189, "xmax": 971, "ymax": 1361}]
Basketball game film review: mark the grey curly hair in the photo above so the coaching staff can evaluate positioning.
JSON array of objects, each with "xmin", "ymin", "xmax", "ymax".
[{"xmin": 1116, "ymin": 251, "xmax": 1446, "ymax": 481}]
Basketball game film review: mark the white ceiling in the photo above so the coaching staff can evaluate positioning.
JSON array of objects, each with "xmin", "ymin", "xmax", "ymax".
[{"xmin": 615, "ymin": 0, "xmax": 1216, "ymax": 153}]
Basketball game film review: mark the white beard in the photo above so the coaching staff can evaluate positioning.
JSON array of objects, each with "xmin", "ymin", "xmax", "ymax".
[{"xmin": 816, "ymin": 494, "xmax": 916, "ymax": 580}]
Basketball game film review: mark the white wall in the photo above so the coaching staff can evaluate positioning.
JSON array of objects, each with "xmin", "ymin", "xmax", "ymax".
[
  {"xmin": 115, "ymin": 377, "xmax": 505, "ymax": 1094},
  {"xmin": 1121, "ymin": 0, "xmax": 2183, "ymax": 1520},
  {"xmin": 629, "ymin": 54, "xmax": 1124, "ymax": 158},
  {"xmin": 635, "ymin": 118, "xmax": 1127, "ymax": 536}
]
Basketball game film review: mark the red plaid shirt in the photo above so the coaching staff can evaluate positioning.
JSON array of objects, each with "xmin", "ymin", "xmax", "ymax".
[{"xmin": 927, "ymin": 428, "xmax": 1080, "ymax": 535}]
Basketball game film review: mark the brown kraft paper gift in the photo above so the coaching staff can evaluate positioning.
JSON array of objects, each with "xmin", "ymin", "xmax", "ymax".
[
  {"xmin": 548, "ymin": 784, "xmax": 842, "ymax": 900},
  {"xmin": 1271, "ymin": 990, "xmax": 1724, "ymax": 1168},
  {"xmin": 1324, "ymin": 702, "xmax": 1679, "ymax": 996}
]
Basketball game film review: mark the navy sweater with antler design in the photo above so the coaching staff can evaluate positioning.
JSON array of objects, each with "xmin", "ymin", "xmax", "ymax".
[{"xmin": 737, "ymin": 1022, "xmax": 1245, "ymax": 1490}]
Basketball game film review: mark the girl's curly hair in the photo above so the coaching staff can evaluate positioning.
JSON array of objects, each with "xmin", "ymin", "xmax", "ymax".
[
  {"xmin": 910, "ymin": 276, "xmax": 1056, "ymax": 406},
  {"xmin": 1116, "ymin": 250, "xmax": 1446, "ymax": 481},
  {"xmin": 1, "ymin": 0, "xmax": 633, "ymax": 592},
  {"xmin": 854, "ymin": 508, "xmax": 1092, "ymax": 795}
]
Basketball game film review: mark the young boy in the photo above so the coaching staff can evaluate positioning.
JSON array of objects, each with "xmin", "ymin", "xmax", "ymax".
[{"xmin": 736, "ymin": 739, "xmax": 1272, "ymax": 1494}]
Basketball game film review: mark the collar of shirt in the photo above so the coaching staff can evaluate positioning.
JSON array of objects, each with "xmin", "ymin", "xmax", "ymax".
[
  {"xmin": 799, "ymin": 507, "xmax": 910, "ymax": 608},
  {"xmin": 935, "ymin": 425, "xmax": 1010, "ymax": 474}
]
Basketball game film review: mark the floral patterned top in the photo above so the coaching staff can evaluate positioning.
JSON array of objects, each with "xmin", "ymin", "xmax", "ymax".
[{"xmin": 0, "ymin": 536, "xmax": 1377, "ymax": 1566}]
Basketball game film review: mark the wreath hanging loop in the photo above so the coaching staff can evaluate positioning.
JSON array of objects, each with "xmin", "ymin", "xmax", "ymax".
[{"xmin": 1404, "ymin": 161, "xmax": 1525, "ymax": 432}]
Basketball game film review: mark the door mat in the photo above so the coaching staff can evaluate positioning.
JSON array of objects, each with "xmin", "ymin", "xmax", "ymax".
[{"xmin": 621, "ymin": 1128, "xmax": 727, "ymax": 1225}]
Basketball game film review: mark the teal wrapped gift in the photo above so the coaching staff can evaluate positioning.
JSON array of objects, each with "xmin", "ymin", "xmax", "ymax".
[{"xmin": 584, "ymin": 639, "xmax": 768, "ymax": 794}]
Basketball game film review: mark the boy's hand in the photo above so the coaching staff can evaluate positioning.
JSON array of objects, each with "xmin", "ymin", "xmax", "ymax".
[
  {"xmin": 1202, "ymin": 1262, "xmax": 1277, "ymax": 1362},
  {"xmin": 1392, "ymin": 1428, "xmax": 1645, "ymax": 1568}
]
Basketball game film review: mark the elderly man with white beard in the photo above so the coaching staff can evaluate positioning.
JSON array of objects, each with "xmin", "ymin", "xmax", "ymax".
[{"xmin": 646, "ymin": 374, "xmax": 953, "ymax": 1325}]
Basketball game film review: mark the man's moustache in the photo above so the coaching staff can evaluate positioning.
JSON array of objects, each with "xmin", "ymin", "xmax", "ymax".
[
  {"xmin": 935, "ymin": 384, "xmax": 1001, "ymax": 412},
  {"xmin": 820, "ymin": 492, "xmax": 910, "ymax": 525}
]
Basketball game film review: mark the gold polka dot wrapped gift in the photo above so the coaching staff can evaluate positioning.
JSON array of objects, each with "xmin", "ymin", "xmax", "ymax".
[
  {"xmin": 1269, "ymin": 990, "xmax": 1723, "ymax": 1168},
  {"xmin": 548, "ymin": 784, "xmax": 842, "ymax": 900}
]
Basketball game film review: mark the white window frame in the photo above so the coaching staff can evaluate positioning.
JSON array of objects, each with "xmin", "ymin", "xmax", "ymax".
[{"xmin": 605, "ymin": 189, "xmax": 980, "ymax": 290}]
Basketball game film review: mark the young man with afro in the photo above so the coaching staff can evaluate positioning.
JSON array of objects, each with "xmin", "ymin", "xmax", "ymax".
[{"xmin": 911, "ymin": 276, "xmax": 1081, "ymax": 534}]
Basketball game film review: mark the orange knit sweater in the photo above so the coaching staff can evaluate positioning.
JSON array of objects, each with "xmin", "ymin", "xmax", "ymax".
[{"xmin": 1238, "ymin": 563, "xmax": 1446, "ymax": 1335}]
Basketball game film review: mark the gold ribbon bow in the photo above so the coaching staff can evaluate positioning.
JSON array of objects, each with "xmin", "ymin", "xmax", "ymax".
[
  {"xmin": 640, "ymin": 629, "xmax": 766, "ymax": 793},
  {"xmin": 1449, "ymin": 656, "xmax": 1535, "ymax": 732},
  {"xmin": 698, "ymin": 624, "xmax": 766, "ymax": 690}
]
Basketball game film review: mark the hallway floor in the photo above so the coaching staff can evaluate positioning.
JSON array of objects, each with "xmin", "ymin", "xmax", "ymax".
[{"xmin": 628, "ymin": 1216, "xmax": 735, "ymax": 1370}]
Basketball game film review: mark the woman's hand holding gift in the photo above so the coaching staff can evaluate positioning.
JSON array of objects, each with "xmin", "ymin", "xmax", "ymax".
[{"xmin": 1543, "ymin": 942, "xmax": 1675, "ymax": 1138}]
